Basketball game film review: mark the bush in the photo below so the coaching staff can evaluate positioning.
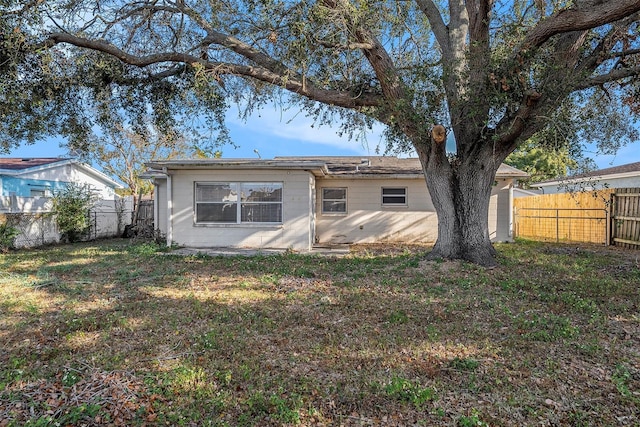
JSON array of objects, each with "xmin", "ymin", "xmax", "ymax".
[
  {"xmin": 0, "ymin": 222, "xmax": 20, "ymax": 252},
  {"xmin": 50, "ymin": 183, "xmax": 98, "ymax": 242}
]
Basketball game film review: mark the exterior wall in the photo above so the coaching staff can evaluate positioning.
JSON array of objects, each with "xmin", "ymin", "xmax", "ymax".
[
  {"xmin": 1, "ymin": 176, "xmax": 67, "ymax": 197},
  {"xmin": 538, "ymin": 176, "xmax": 640, "ymax": 194},
  {"xmin": 1, "ymin": 163, "xmax": 118, "ymax": 199},
  {"xmin": 315, "ymin": 177, "xmax": 514, "ymax": 245},
  {"xmin": 165, "ymin": 169, "xmax": 315, "ymax": 250},
  {"xmin": 315, "ymin": 178, "xmax": 436, "ymax": 244},
  {"xmin": 68, "ymin": 165, "xmax": 119, "ymax": 199},
  {"xmin": 513, "ymin": 188, "xmax": 541, "ymax": 198},
  {"xmin": 489, "ymin": 179, "xmax": 514, "ymax": 242}
]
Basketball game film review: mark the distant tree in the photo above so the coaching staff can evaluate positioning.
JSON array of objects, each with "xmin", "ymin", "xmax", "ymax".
[
  {"xmin": 4, "ymin": 0, "xmax": 640, "ymax": 266},
  {"xmin": 505, "ymin": 139, "xmax": 577, "ymax": 188},
  {"xmin": 75, "ymin": 120, "xmax": 197, "ymax": 204}
]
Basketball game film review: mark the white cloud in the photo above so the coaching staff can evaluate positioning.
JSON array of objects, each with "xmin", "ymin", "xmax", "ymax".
[{"xmin": 226, "ymin": 106, "xmax": 385, "ymax": 154}]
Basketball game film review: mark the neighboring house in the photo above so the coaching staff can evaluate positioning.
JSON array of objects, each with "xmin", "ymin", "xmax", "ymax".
[
  {"xmin": 513, "ymin": 187, "xmax": 542, "ymax": 198},
  {"xmin": 0, "ymin": 158, "xmax": 123, "ymax": 212},
  {"xmin": 535, "ymin": 161, "xmax": 640, "ymax": 194},
  {"xmin": 143, "ymin": 156, "xmax": 528, "ymax": 251}
]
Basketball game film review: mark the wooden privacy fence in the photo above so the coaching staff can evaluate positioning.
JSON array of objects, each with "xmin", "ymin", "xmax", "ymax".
[
  {"xmin": 513, "ymin": 190, "xmax": 613, "ymax": 245},
  {"xmin": 611, "ymin": 188, "xmax": 640, "ymax": 248},
  {"xmin": 514, "ymin": 188, "xmax": 640, "ymax": 248},
  {"xmin": 135, "ymin": 199, "xmax": 154, "ymax": 228}
]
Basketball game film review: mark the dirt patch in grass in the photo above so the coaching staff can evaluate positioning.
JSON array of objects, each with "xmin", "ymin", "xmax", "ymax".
[{"xmin": 1, "ymin": 239, "xmax": 639, "ymax": 426}]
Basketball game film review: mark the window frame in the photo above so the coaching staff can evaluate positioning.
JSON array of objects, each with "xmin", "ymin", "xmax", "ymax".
[
  {"xmin": 381, "ymin": 187, "xmax": 408, "ymax": 206},
  {"xmin": 194, "ymin": 182, "xmax": 283, "ymax": 225},
  {"xmin": 321, "ymin": 187, "xmax": 348, "ymax": 215},
  {"xmin": 30, "ymin": 188, "xmax": 48, "ymax": 198}
]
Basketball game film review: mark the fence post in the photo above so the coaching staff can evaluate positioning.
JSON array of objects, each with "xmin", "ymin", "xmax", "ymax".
[
  {"xmin": 556, "ymin": 209, "xmax": 559, "ymax": 243},
  {"xmin": 606, "ymin": 193, "xmax": 613, "ymax": 246}
]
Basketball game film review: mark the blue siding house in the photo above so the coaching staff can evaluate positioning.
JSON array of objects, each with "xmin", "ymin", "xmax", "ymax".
[{"xmin": 0, "ymin": 158, "xmax": 123, "ymax": 212}]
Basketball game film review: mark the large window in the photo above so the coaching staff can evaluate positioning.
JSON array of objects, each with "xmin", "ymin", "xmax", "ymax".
[
  {"xmin": 195, "ymin": 182, "xmax": 282, "ymax": 224},
  {"xmin": 382, "ymin": 187, "xmax": 407, "ymax": 206},
  {"xmin": 322, "ymin": 187, "xmax": 347, "ymax": 214}
]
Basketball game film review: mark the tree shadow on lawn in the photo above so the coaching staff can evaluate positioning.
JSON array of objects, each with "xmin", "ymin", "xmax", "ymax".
[{"xmin": 1, "ymin": 240, "xmax": 639, "ymax": 426}]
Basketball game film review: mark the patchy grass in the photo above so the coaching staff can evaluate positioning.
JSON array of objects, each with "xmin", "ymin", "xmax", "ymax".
[{"xmin": 1, "ymin": 238, "xmax": 639, "ymax": 426}]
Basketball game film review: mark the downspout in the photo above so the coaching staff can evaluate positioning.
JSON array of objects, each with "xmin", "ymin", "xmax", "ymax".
[
  {"xmin": 509, "ymin": 181, "xmax": 514, "ymax": 239},
  {"xmin": 164, "ymin": 167, "xmax": 173, "ymax": 248},
  {"xmin": 153, "ymin": 180, "xmax": 159, "ymax": 235}
]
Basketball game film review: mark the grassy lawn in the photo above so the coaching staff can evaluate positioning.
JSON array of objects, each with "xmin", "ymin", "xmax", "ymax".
[{"xmin": 1, "ymin": 239, "xmax": 639, "ymax": 426}]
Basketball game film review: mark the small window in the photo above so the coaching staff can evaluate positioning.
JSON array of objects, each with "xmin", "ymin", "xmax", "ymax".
[
  {"xmin": 30, "ymin": 189, "xmax": 47, "ymax": 197},
  {"xmin": 382, "ymin": 187, "xmax": 407, "ymax": 206},
  {"xmin": 322, "ymin": 188, "xmax": 347, "ymax": 214}
]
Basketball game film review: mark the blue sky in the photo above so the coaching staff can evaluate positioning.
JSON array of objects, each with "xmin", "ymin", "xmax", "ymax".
[{"xmin": 7, "ymin": 105, "xmax": 640, "ymax": 171}]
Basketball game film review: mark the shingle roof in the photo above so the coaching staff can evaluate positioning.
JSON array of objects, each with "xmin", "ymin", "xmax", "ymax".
[
  {"xmin": 275, "ymin": 156, "xmax": 528, "ymax": 177},
  {"xmin": 536, "ymin": 161, "xmax": 640, "ymax": 186},
  {"xmin": 276, "ymin": 156, "xmax": 422, "ymax": 175},
  {"xmin": 0, "ymin": 158, "xmax": 68, "ymax": 171},
  {"xmin": 569, "ymin": 161, "xmax": 640, "ymax": 179},
  {"xmin": 146, "ymin": 156, "xmax": 527, "ymax": 178}
]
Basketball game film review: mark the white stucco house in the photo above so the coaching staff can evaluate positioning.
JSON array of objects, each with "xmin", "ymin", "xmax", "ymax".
[
  {"xmin": 143, "ymin": 156, "xmax": 528, "ymax": 251},
  {"xmin": 535, "ymin": 161, "xmax": 640, "ymax": 194}
]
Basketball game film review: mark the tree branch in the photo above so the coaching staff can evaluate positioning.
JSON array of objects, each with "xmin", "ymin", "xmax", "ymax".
[
  {"xmin": 495, "ymin": 91, "xmax": 543, "ymax": 152},
  {"xmin": 520, "ymin": 1, "xmax": 640, "ymax": 51},
  {"xmin": 316, "ymin": 40, "xmax": 375, "ymax": 50},
  {"xmin": 415, "ymin": 0, "xmax": 449, "ymax": 57},
  {"xmin": 448, "ymin": 0, "xmax": 469, "ymax": 55},
  {"xmin": 577, "ymin": 66, "xmax": 640, "ymax": 90},
  {"xmin": 43, "ymin": 33, "xmax": 383, "ymax": 110}
]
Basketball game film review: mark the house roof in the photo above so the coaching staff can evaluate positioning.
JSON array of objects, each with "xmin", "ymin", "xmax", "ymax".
[
  {"xmin": 536, "ymin": 161, "xmax": 640, "ymax": 187},
  {"xmin": 0, "ymin": 157, "xmax": 123, "ymax": 189},
  {"xmin": 0, "ymin": 157, "xmax": 68, "ymax": 171},
  {"xmin": 145, "ymin": 156, "xmax": 528, "ymax": 179}
]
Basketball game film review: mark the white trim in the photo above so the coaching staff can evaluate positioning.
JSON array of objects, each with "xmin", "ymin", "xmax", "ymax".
[
  {"xmin": 321, "ymin": 187, "xmax": 348, "ymax": 215},
  {"xmin": 194, "ymin": 181, "xmax": 284, "ymax": 225}
]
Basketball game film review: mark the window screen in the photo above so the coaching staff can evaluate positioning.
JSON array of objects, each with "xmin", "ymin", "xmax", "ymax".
[
  {"xmin": 382, "ymin": 187, "xmax": 407, "ymax": 205},
  {"xmin": 322, "ymin": 188, "xmax": 347, "ymax": 213},
  {"xmin": 195, "ymin": 182, "xmax": 282, "ymax": 223}
]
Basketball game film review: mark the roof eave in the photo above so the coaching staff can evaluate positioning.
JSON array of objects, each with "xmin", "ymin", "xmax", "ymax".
[
  {"xmin": 145, "ymin": 160, "xmax": 328, "ymax": 176},
  {"xmin": 537, "ymin": 170, "xmax": 640, "ymax": 187}
]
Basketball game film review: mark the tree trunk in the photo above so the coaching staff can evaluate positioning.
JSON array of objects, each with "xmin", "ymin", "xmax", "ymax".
[{"xmin": 417, "ymin": 143, "xmax": 499, "ymax": 267}]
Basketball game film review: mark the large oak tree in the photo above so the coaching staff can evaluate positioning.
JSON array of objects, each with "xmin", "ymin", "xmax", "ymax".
[{"xmin": 3, "ymin": 0, "xmax": 640, "ymax": 266}]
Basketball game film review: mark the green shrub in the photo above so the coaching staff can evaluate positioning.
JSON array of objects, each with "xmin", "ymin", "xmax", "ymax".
[
  {"xmin": 50, "ymin": 183, "xmax": 98, "ymax": 242},
  {"xmin": 0, "ymin": 222, "xmax": 19, "ymax": 252}
]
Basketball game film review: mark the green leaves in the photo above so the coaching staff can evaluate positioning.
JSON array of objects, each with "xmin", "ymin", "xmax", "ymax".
[{"xmin": 50, "ymin": 182, "xmax": 98, "ymax": 242}]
